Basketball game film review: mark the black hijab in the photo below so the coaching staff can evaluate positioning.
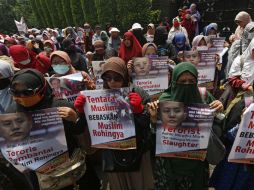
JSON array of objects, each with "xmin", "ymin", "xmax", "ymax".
[
  {"xmin": 154, "ymin": 26, "xmax": 168, "ymax": 46},
  {"xmin": 9, "ymin": 69, "xmax": 53, "ymax": 111}
]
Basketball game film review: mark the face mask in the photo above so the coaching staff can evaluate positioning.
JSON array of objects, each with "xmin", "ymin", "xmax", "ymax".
[
  {"xmin": 19, "ymin": 58, "xmax": 31, "ymax": 65},
  {"xmin": 247, "ymin": 32, "xmax": 254, "ymax": 40},
  {"xmin": 173, "ymin": 22, "xmax": 180, "ymax": 28},
  {"xmin": 52, "ymin": 64, "xmax": 69, "ymax": 75},
  {"xmin": 0, "ymin": 78, "xmax": 10, "ymax": 90},
  {"xmin": 196, "ymin": 46, "xmax": 208, "ymax": 51},
  {"xmin": 171, "ymin": 83, "xmax": 202, "ymax": 104},
  {"xmin": 44, "ymin": 47, "xmax": 53, "ymax": 52},
  {"xmin": 13, "ymin": 94, "xmax": 44, "ymax": 107}
]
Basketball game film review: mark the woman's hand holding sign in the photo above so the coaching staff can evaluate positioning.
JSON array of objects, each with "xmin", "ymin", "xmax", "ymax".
[
  {"xmin": 147, "ymin": 100, "xmax": 159, "ymax": 124},
  {"xmin": 74, "ymin": 95, "xmax": 86, "ymax": 113},
  {"xmin": 58, "ymin": 107, "xmax": 78, "ymax": 123},
  {"xmin": 129, "ymin": 92, "xmax": 144, "ymax": 114},
  {"xmin": 209, "ymin": 100, "xmax": 224, "ymax": 112}
]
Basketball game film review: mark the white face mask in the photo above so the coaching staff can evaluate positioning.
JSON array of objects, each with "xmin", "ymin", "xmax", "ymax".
[
  {"xmin": 196, "ymin": 46, "xmax": 208, "ymax": 51},
  {"xmin": 52, "ymin": 64, "xmax": 69, "ymax": 75},
  {"xmin": 19, "ymin": 58, "xmax": 31, "ymax": 65}
]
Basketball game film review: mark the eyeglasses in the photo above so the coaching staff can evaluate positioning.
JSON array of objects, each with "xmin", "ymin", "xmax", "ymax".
[{"xmin": 102, "ymin": 75, "xmax": 123, "ymax": 82}]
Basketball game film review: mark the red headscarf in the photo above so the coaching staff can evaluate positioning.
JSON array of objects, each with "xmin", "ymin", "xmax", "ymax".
[
  {"xmin": 9, "ymin": 45, "xmax": 51, "ymax": 74},
  {"xmin": 119, "ymin": 32, "xmax": 142, "ymax": 63}
]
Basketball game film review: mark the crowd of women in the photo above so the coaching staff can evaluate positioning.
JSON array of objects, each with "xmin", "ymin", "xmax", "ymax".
[{"xmin": 1, "ymin": 2, "xmax": 254, "ymax": 190}]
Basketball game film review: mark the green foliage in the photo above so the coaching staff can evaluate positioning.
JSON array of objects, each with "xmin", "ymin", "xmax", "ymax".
[
  {"xmin": 39, "ymin": 0, "xmax": 53, "ymax": 27},
  {"xmin": 70, "ymin": 0, "xmax": 84, "ymax": 27},
  {"xmin": 61, "ymin": 0, "xmax": 74, "ymax": 26},
  {"xmin": 54, "ymin": 1, "xmax": 67, "ymax": 28},
  {"xmin": 94, "ymin": 0, "xmax": 118, "ymax": 28},
  {"xmin": 29, "ymin": 0, "xmax": 44, "ymax": 27},
  {"xmin": 0, "ymin": 0, "xmax": 161, "ymax": 33},
  {"xmin": 116, "ymin": 0, "xmax": 157, "ymax": 31},
  {"xmin": 81, "ymin": 0, "xmax": 98, "ymax": 26}
]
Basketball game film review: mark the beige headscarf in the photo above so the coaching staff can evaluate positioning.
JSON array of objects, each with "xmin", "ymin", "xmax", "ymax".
[
  {"xmin": 234, "ymin": 11, "xmax": 252, "ymax": 39},
  {"xmin": 50, "ymin": 51, "xmax": 76, "ymax": 75}
]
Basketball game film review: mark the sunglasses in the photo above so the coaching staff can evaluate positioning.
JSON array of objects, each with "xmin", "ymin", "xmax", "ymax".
[
  {"xmin": 10, "ymin": 80, "xmax": 47, "ymax": 97},
  {"xmin": 10, "ymin": 87, "xmax": 41, "ymax": 97},
  {"xmin": 102, "ymin": 75, "xmax": 123, "ymax": 82}
]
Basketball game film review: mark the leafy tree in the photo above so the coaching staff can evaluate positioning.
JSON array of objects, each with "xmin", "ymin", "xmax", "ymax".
[
  {"xmin": 54, "ymin": 1, "xmax": 67, "ymax": 28},
  {"xmin": 80, "ymin": 0, "xmax": 98, "ymax": 27},
  {"xmin": 45, "ymin": 0, "xmax": 59, "ymax": 27},
  {"xmin": 61, "ymin": 0, "xmax": 73, "ymax": 26},
  {"xmin": 39, "ymin": 0, "xmax": 53, "ymax": 27},
  {"xmin": 70, "ymin": 0, "xmax": 84, "ymax": 27},
  {"xmin": 29, "ymin": 0, "xmax": 44, "ymax": 27},
  {"xmin": 116, "ymin": 0, "xmax": 155, "ymax": 31},
  {"xmin": 94, "ymin": 0, "xmax": 118, "ymax": 28}
]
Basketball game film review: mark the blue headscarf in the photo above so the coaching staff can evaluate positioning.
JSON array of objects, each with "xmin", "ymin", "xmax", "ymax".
[{"xmin": 172, "ymin": 32, "xmax": 190, "ymax": 53}]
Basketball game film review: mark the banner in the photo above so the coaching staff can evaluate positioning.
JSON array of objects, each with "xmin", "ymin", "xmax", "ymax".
[
  {"xmin": 92, "ymin": 61, "xmax": 106, "ymax": 89},
  {"xmin": 156, "ymin": 101, "xmax": 214, "ymax": 160},
  {"xmin": 46, "ymin": 73, "xmax": 86, "ymax": 103},
  {"xmin": 82, "ymin": 88, "xmax": 136, "ymax": 150},
  {"xmin": 14, "ymin": 17, "xmax": 28, "ymax": 33},
  {"xmin": 132, "ymin": 56, "xmax": 169, "ymax": 99},
  {"xmin": 0, "ymin": 108, "xmax": 68, "ymax": 173},
  {"xmin": 183, "ymin": 50, "xmax": 217, "ymax": 89},
  {"xmin": 228, "ymin": 103, "xmax": 254, "ymax": 164}
]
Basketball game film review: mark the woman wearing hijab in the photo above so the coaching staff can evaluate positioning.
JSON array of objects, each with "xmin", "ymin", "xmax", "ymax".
[
  {"xmin": 154, "ymin": 26, "xmax": 177, "ymax": 62},
  {"xmin": 100, "ymin": 31, "xmax": 109, "ymax": 47},
  {"xmin": 119, "ymin": 32, "xmax": 142, "ymax": 63},
  {"xmin": 0, "ymin": 61, "xmax": 34, "ymax": 190},
  {"xmin": 0, "ymin": 43, "xmax": 17, "ymax": 71},
  {"xmin": 0, "ymin": 60, "xmax": 14, "ymax": 113},
  {"xmin": 6, "ymin": 68, "xmax": 101, "ymax": 190},
  {"xmin": 168, "ymin": 18, "xmax": 190, "ymax": 45},
  {"xmin": 74, "ymin": 57, "xmax": 154, "ymax": 190},
  {"xmin": 226, "ymin": 22, "xmax": 254, "ymax": 77},
  {"xmin": 192, "ymin": 35, "xmax": 209, "ymax": 51},
  {"xmin": 181, "ymin": 11, "xmax": 196, "ymax": 43},
  {"xmin": 209, "ymin": 86, "xmax": 254, "ymax": 190},
  {"xmin": 50, "ymin": 51, "xmax": 95, "ymax": 90},
  {"xmin": 39, "ymin": 40, "xmax": 55, "ymax": 58},
  {"xmin": 234, "ymin": 11, "xmax": 252, "ymax": 40},
  {"xmin": 228, "ymin": 38, "xmax": 254, "ymax": 92},
  {"xmin": 189, "ymin": 3, "xmax": 201, "ymax": 36},
  {"xmin": 144, "ymin": 23, "xmax": 155, "ymax": 43},
  {"xmin": 148, "ymin": 62, "xmax": 223, "ymax": 190},
  {"xmin": 62, "ymin": 39, "xmax": 88, "ymax": 73},
  {"xmin": 203, "ymin": 23, "xmax": 219, "ymax": 37},
  {"xmin": 142, "ymin": 43, "xmax": 158, "ymax": 56},
  {"xmin": 172, "ymin": 32, "xmax": 191, "ymax": 54},
  {"xmin": 9, "ymin": 45, "xmax": 51, "ymax": 74}
]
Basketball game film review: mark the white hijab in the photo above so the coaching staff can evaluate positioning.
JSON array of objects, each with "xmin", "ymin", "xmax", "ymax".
[
  {"xmin": 0, "ymin": 60, "xmax": 14, "ymax": 113},
  {"xmin": 229, "ymin": 38, "xmax": 254, "ymax": 84}
]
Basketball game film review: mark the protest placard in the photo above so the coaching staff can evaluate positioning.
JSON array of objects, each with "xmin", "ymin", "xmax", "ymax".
[
  {"xmin": 46, "ymin": 74, "xmax": 86, "ymax": 103},
  {"xmin": 0, "ymin": 108, "xmax": 68, "ymax": 173},
  {"xmin": 92, "ymin": 61, "xmax": 106, "ymax": 89},
  {"xmin": 82, "ymin": 88, "xmax": 136, "ymax": 150},
  {"xmin": 132, "ymin": 56, "xmax": 169, "ymax": 99},
  {"xmin": 183, "ymin": 50, "xmax": 217, "ymax": 89},
  {"xmin": 228, "ymin": 103, "xmax": 254, "ymax": 164},
  {"xmin": 156, "ymin": 101, "xmax": 214, "ymax": 160},
  {"xmin": 208, "ymin": 37, "xmax": 226, "ymax": 53}
]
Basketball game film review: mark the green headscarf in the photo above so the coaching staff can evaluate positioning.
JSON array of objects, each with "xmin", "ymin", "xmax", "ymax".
[
  {"xmin": 159, "ymin": 62, "xmax": 202, "ymax": 104},
  {"xmin": 155, "ymin": 62, "xmax": 208, "ymax": 190}
]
